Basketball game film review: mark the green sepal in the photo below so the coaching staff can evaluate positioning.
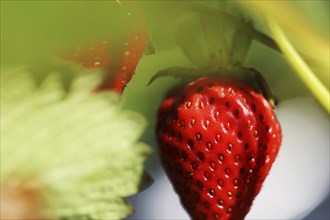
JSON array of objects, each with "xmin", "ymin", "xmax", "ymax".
[
  {"xmin": 147, "ymin": 66, "xmax": 204, "ymax": 86},
  {"xmin": 147, "ymin": 65, "xmax": 277, "ymax": 108},
  {"xmin": 238, "ymin": 67, "xmax": 278, "ymax": 107},
  {"xmin": 144, "ymin": 30, "xmax": 157, "ymax": 55}
]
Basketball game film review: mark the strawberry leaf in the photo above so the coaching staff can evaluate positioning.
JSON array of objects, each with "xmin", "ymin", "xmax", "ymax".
[
  {"xmin": 231, "ymin": 21, "xmax": 253, "ymax": 65},
  {"xmin": 0, "ymin": 68, "xmax": 151, "ymax": 219},
  {"xmin": 175, "ymin": 18, "xmax": 211, "ymax": 67},
  {"xmin": 199, "ymin": 14, "xmax": 231, "ymax": 68}
]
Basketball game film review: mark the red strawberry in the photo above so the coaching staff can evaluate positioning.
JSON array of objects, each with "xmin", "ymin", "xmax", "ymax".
[
  {"xmin": 59, "ymin": 1, "xmax": 147, "ymax": 93},
  {"xmin": 60, "ymin": 40, "xmax": 111, "ymax": 70},
  {"xmin": 156, "ymin": 77, "xmax": 282, "ymax": 220},
  {"xmin": 95, "ymin": 27, "xmax": 147, "ymax": 93}
]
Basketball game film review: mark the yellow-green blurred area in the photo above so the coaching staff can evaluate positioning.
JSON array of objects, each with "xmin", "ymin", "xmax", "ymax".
[
  {"xmin": 238, "ymin": 1, "xmax": 329, "ymax": 113},
  {"xmin": 1, "ymin": 0, "xmax": 329, "ymax": 114},
  {"xmin": 1, "ymin": 1, "xmax": 146, "ymax": 70}
]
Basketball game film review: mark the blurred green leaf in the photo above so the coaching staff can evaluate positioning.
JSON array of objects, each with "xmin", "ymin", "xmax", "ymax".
[
  {"xmin": 175, "ymin": 17, "xmax": 210, "ymax": 68},
  {"xmin": 1, "ymin": 69, "xmax": 151, "ymax": 219},
  {"xmin": 231, "ymin": 21, "xmax": 253, "ymax": 65}
]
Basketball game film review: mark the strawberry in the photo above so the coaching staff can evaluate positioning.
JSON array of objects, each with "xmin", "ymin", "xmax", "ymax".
[
  {"xmin": 95, "ymin": 27, "xmax": 147, "ymax": 93},
  {"xmin": 156, "ymin": 77, "xmax": 282, "ymax": 220},
  {"xmin": 59, "ymin": 1, "xmax": 147, "ymax": 93}
]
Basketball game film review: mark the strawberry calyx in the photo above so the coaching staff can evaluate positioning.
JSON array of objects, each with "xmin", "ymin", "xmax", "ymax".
[
  {"xmin": 149, "ymin": 2, "xmax": 279, "ymax": 107},
  {"xmin": 149, "ymin": 65, "xmax": 277, "ymax": 108},
  {"xmin": 175, "ymin": 4, "xmax": 254, "ymax": 72}
]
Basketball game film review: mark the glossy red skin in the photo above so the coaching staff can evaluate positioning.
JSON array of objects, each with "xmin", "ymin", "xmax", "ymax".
[
  {"xmin": 60, "ymin": 1, "xmax": 147, "ymax": 93},
  {"xmin": 93, "ymin": 27, "xmax": 146, "ymax": 93},
  {"xmin": 156, "ymin": 77, "xmax": 282, "ymax": 220}
]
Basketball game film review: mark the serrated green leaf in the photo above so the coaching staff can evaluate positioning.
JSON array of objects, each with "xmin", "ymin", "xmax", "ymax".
[{"xmin": 1, "ymin": 69, "xmax": 151, "ymax": 219}]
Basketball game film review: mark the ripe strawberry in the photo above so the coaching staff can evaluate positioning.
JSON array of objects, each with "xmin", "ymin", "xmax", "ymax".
[
  {"xmin": 156, "ymin": 77, "xmax": 282, "ymax": 220},
  {"xmin": 97, "ymin": 27, "xmax": 147, "ymax": 93},
  {"xmin": 59, "ymin": 1, "xmax": 147, "ymax": 93},
  {"xmin": 60, "ymin": 27, "xmax": 146, "ymax": 93}
]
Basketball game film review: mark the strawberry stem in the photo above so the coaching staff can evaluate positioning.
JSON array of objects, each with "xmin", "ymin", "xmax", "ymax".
[{"xmin": 266, "ymin": 16, "xmax": 330, "ymax": 114}]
